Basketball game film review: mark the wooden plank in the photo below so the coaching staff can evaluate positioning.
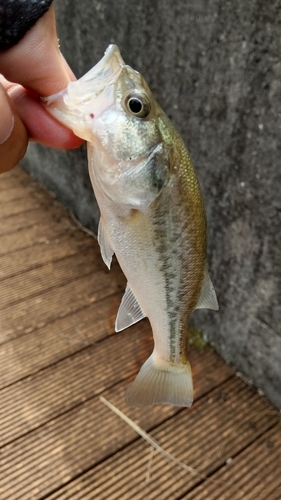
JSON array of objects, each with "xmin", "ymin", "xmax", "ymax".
[
  {"xmin": 45, "ymin": 424, "xmax": 281, "ymax": 500},
  {"xmin": 0, "ymin": 232, "xmax": 93, "ymax": 280},
  {"xmin": 0, "ymin": 323, "xmax": 146, "ymax": 446},
  {"xmin": 0, "ymin": 245, "xmax": 103, "ymax": 310},
  {"xmin": 182, "ymin": 426, "xmax": 281, "ymax": 500},
  {"xmin": 0, "ymin": 166, "xmax": 76, "ymax": 237},
  {"xmin": 0, "ymin": 271, "xmax": 126, "ymax": 385},
  {"xmin": 0, "ymin": 260, "xmax": 125, "ymax": 344},
  {"xmin": 0, "ymin": 197, "xmax": 43, "ymax": 218},
  {"xmin": 0, "ymin": 166, "xmax": 30, "ymax": 186},
  {"xmin": 0, "ymin": 289, "xmax": 124, "ymax": 387},
  {"xmin": 0, "ymin": 178, "xmax": 29, "ymax": 193},
  {"xmin": 45, "ymin": 381, "xmax": 279, "ymax": 500},
  {"xmin": 0, "ymin": 377, "xmax": 277, "ymax": 500},
  {"xmin": 0, "ymin": 184, "xmax": 40, "ymax": 204},
  {"xmin": 0, "ymin": 217, "xmax": 81, "ymax": 257},
  {"xmin": 0, "ymin": 203, "xmax": 72, "ymax": 235},
  {"xmin": 0, "ymin": 168, "xmax": 80, "ymax": 238},
  {"xmin": 0, "ymin": 327, "xmax": 232, "ymax": 445}
]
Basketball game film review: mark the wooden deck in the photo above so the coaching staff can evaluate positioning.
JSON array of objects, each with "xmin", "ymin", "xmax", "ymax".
[{"xmin": 0, "ymin": 166, "xmax": 280, "ymax": 500}]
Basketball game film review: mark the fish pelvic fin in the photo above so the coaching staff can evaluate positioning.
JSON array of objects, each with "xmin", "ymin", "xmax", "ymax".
[
  {"xmin": 115, "ymin": 283, "xmax": 146, "ymax": 332},
  {"xmin": 126, "ymin": 355, "xmax": 193, "ymax": 408}
]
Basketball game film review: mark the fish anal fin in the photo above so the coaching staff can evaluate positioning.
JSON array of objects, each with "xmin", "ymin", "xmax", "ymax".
[
  {"xmin": 115, "ymin": 284, "xmax": 146, "ymax": 332},
  {"xmin": 98, "ymin": 219, "xmax": 114, "ymax": 269},
  {"xmin": 126, "ymin": 355, "xmax": 193, "ymax": 407},
  {"xmin": 196, "ymin": 268, "xmax": 219, "ymax": 311}
]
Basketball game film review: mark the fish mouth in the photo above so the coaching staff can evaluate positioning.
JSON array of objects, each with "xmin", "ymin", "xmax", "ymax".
[
  {"xmin": 43, "ymin": 45, "xmax": 125, "ymax": 140},
  {"xmin": 77, "ymin": 44, "xmax": 125, "ymax": 90}
]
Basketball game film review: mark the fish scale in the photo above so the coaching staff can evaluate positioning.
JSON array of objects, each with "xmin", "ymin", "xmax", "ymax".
[{"xmin": 45, "ymin": 44, "xmax": 218, "ymax": 408}]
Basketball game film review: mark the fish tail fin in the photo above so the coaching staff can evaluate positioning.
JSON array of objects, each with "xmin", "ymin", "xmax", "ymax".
[{"xmin": 126, "ymin": 354, "xmax": 193, "ymax": 408}]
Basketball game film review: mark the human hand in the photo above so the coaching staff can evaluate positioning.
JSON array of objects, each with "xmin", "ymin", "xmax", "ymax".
[{"xmin": 0, "ymin": 5, "xmax": 83, "ymax": 174}]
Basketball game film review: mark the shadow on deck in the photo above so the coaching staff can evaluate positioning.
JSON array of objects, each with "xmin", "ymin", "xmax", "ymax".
[{"xmin": 0, "ymin": 167, "xmax": 280, "ymax": 500}]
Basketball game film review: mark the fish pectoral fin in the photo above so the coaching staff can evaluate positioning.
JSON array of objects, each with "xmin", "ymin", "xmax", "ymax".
[
  {"xmin": 126, "ymin": 355, "xmax": 193, "ymax": 407},
  {"xmin": 196, "ymin": 267, "xmax": 219, "ymax": 310},
  {"xmin": 115, "ymin": 284, "xmax": 146, "ymax": 332},
  {"xmin": 98, "ymin": 219, "xmax": 114, "ymax": 269}
]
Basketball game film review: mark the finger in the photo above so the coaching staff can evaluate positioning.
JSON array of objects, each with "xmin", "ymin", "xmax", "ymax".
[
  {"xmin": 0, "ymin": 84, "xmax": 28, "ymax": 174},
  {"xmin": 0, "ymin": 76, "xmax": 83, "ymax": 149},
  {"xmin": 0, "ymin": 6, "xmax": 73, "ymax": 96},
  {"xmin": 7, "ymin": 84, "xmax": 83, "ymax": 149}
]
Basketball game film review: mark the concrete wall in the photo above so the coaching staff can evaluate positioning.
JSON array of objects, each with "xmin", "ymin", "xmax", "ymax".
[{"xmin": 22, "ymin": 0, "xmax": 281, "ymax": 408}]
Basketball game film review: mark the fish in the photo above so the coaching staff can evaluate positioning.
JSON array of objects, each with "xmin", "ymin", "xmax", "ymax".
[{"xmin": 44, "ymin": 44, "xmax": 218, "ymax": 407}]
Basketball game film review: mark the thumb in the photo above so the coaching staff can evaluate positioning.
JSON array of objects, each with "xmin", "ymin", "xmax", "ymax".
[{"xmin": 0, "ymin": 84, "xmax": 28, "ymax": 173}]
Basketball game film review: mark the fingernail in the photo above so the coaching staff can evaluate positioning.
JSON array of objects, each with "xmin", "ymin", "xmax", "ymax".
[{"xmin": 0, "ymin": 94, "xmax": 14, "ymax": 144}]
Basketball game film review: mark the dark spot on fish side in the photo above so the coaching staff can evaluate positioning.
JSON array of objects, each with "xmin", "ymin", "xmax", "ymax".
[{"xmin": 90, "ymin": 113, "xmax": 94, "ymax": 119}]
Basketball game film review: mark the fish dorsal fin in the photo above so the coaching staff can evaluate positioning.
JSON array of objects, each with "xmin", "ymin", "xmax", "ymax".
[
  {"xmin": 115, "ymin": 284, "xmax": 146, "ymax": 332},
  {"xmin": 98, "ymin": 219, "xmax": 114, "ymax": 269},
  {"xmin": 196, "ymin": 267, "xmax": 219, "ymax": 310}
]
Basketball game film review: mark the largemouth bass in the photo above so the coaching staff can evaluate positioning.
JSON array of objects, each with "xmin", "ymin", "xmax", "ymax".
[{"xmin": 45, "ymin": 45, "xmax": 218, "ymax": 407}]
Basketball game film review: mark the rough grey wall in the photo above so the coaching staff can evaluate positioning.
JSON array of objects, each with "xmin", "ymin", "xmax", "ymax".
[{"xmin": 22, "ymin": 0, "xmax": 281, "ymax": 407}]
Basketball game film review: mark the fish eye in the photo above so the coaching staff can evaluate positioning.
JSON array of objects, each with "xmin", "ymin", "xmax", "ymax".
[{"xmin": 125, "ymin": 92, "xmax": 151, "ymax": 118}]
